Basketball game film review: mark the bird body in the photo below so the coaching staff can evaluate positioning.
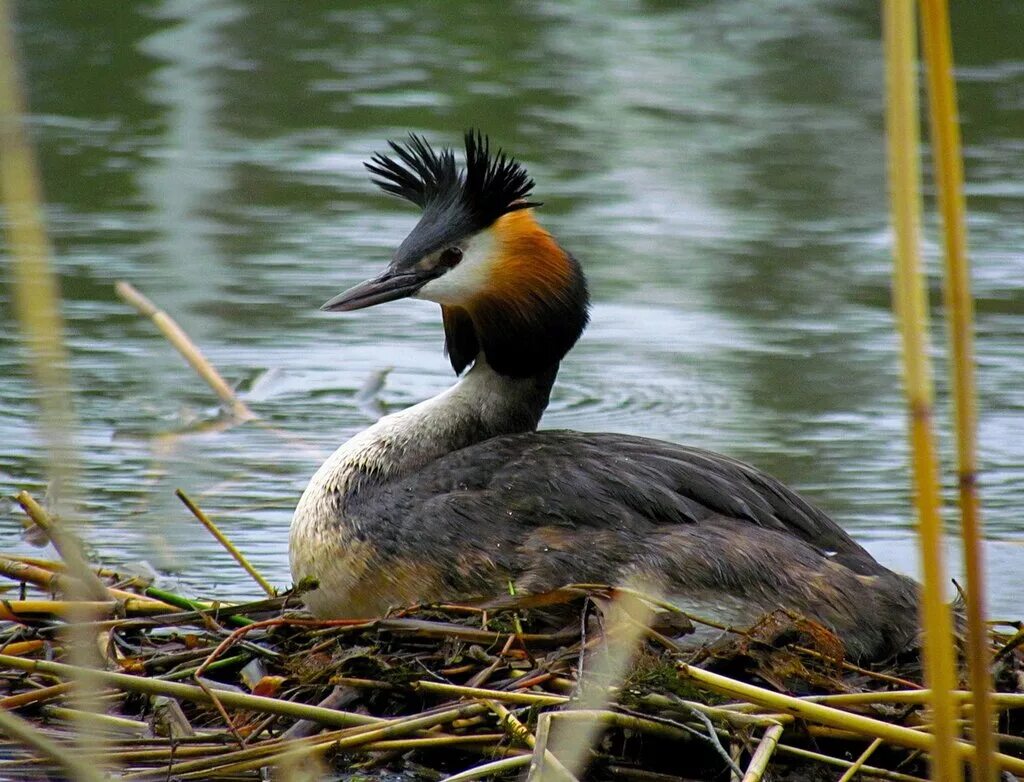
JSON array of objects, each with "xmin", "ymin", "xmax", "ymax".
[{"xmin": 290, "ymin": 132, "xmax": 919, "ymax": 661}]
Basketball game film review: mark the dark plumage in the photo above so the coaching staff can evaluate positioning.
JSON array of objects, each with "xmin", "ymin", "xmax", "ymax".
[
  {"xmin": 342, "ymin": 431, "xmax": 919, "ymax": 661},
  {"xmin": 365, "ymin": 132, "xmax": 539, "ymax": 272},
  {"xmin": 291, "ymin": 130, "xmax": 923, "ymax": 664},
  {"xmin": 367, "ymin": 131, "xmax": 537, "ymax": 223}
]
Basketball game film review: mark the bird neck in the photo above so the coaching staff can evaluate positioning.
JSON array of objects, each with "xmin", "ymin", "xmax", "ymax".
[
  {"xmin": 440, "ymin": 212, "xmax": 590, "ymax": 378},
  {"xmin": 315, "ymin": 358, "xmax": 557, "ymax": 504}
]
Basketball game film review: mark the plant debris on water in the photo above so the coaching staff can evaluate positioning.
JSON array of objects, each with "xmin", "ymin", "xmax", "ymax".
[{"xmin": 0, "ymin": 548, "xmax": 1022, "ymax": 781}]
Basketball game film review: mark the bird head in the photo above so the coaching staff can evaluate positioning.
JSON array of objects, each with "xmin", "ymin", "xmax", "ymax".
[{"xmin": 322, "ymin": 131, "xmax": 589, "ymax": 378}]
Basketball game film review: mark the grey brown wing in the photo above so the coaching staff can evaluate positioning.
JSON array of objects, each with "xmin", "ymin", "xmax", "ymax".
[{"xmin": 346, "ymin": 430, "xmax": 882, "ymax": 578}]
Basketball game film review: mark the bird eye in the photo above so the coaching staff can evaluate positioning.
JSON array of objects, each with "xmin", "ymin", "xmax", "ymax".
[{"xmin": 439, "ymin": 246, "xmax": 463, "ymax": 268}]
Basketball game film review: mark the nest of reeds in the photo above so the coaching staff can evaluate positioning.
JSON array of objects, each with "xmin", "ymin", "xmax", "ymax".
[{"xmin": 0, "ymin": 545, "xmax": 1022, "ymax": 781}]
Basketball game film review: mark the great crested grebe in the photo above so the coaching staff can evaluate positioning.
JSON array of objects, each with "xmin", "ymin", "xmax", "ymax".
[{"xmin": 290, "ymin": 131, "xmax": 919, "ymax": 661}]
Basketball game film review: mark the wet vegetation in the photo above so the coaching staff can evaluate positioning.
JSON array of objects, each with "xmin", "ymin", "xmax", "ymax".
[{"xmin": 0, "ymin": 548, "xmax": 1022, "ymax": 779}]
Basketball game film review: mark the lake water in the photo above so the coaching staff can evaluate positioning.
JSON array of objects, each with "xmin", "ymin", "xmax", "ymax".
[{"xmin": 2, "ymin": 1, "xmax": 1022, "ymax": 616}]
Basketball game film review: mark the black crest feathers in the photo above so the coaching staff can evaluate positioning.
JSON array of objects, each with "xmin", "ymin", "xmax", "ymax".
[{"xmin": 365, "ymin": 131, "xmax": 539, "ymax": 230}]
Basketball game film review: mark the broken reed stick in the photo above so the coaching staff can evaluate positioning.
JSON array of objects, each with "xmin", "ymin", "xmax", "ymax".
[
  {"xmin": 40, "ymin": 705, "xmax": 151, "ymax": 736},
  {"xmin": 0, "ymin": 599, "xmax": 174, "ymax": 620},
  {"xmin": 918, "ymin": 3, "xmax": 994, "ymax": 780},
  {"xmin": 486, "ymin": 700, "xmax": 579, "ymax": 782},
  {"xmin": 882, "ymin": 3, "xmax": 961, "ymax": 781},
  {"xmin": 0, "ymin": 640, "xmax": 44, "ymax": 657},
  {"xmin": 532, "ymin": 708, "xmax": 716, "ymax": 782},
  {"xmin": 114, "ymin": 281, "xmax": 255, "ymax": 422},
  {"xmin": 740, "ymin": 723, "xmax": 785, "ymax": 782},
  {"xmin": 0, "ymin": 682, "xmax": 76, "ymax": 710},
  {"xmin": 14, "ymin": 491, "xmax": 110, "ymax": 602},
  {"xmin": 0, "ymin": 555, "xmax": 171, "ymax": 607},
  {"xmin": 4, "ymin": 555, "xmax": 120, "ymax": 579},
  {"xmin": 175, "ymin": 489, "xmax": 275, "ymax": 597}
]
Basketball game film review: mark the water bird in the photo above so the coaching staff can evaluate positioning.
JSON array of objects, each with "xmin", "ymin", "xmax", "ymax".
[{"xmin": 290, "ymin": 131, "xmax": 919, "ymax": 661}]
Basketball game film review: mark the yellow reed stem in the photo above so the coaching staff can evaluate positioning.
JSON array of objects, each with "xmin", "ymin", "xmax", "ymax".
[
  {"xmin": 677, "ymin": 664, "xmax": 1024, "ymax": 775},
  {"xmin": 918, "ymin": 2, "xmax": 994, "ymax": 780},
  {"xmin": 882, "ymin": 3, "xmax": 960, "ymax": 781},
  {"xmin": 740, "ymin": 723, "xmax": 785, "ymax": 782},
  {"xmin": 486, "ymin": 700, "xmax": 578, "ymax": 782},
  {"xmin": 837, "ymin": 737, "xmax": 884, "ymax": 782},
  {"xmin": 175, "ymin": 489, "xmax": 275, "ymax": 596},
  {"xmin": 0, "ymin": 599, "xmax": 174, "ymax": 620}
]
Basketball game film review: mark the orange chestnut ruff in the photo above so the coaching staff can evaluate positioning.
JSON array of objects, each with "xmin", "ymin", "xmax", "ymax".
[{"xmin": 477, "ymin": 210, "xmax": 575, "ymax": 311}]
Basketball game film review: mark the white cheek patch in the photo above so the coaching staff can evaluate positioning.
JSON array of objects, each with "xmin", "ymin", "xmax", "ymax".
[{"xmin": 415, "ymin": 230, "xmax": 497, "ymax": 305}]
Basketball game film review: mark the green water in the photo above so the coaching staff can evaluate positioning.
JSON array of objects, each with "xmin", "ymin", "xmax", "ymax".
[{"xmin": 2, "ymin": 1, "xmax": 1022, "ymax": 614}]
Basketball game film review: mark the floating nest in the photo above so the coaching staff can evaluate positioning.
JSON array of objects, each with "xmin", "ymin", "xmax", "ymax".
[{"xmin": 0, "ymin": 547, "xmax": 1022, "ymax": 781}]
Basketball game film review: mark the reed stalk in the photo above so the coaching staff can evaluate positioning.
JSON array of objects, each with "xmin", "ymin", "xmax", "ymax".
[
  {"xmin": 0, "ymin": 4, "xmax": 112, "ymax": 767},
  {"xmin": 882, "ymin": 3, "xmax": 960, "ymax": 780},
  {"xmin": 114, "ymin": 281, "xmax": 256, "ymax": 421},
  {"xmin": 677, "ymin": 664, "xmax": 1024, "ymax": 775},
  {"xmin": 441, "ymin": 754, "xmax": 532, "ymax": 782},
  {"xmin": 726, "ymin": 689, "xmax": 1022, "ymax": 710},
  {"xmin": 837, "ymin": 738, "xmax": 884, "ymax": 782},
  {"xmin": 918, "ymin": 2, "xmax": 994, "ymax": 780},
  {"xmin": 0, "ymin": 681, "xmax": 76, "ymax": 710},
  {"xmin": 0, "ymin": 599, "xmax": 174, "ymax": 620},
  {"xmin": 139, "ymin": 584, "xmax": 254, "ymax": 626},
  {"xmin": 0, "ymin": 639, "xmax": 44, "ymax": 656},
  {"xmin": 0, "ymin": 653, "xmax": 379, "ymax": 729},
  {"xmin": 415, "ymin": 680, "xmax": 568, "ymax": 706},
  {"xmin": 175, "ymin": 489, "xmax": 275, "ymax": 596},
  {"xmin": 774, "ymin": 743, "xmax": 928, "ymax": 782},
  {"xmin": 0, "ymin": 3, "xmax": 74, "ymax": 498}
]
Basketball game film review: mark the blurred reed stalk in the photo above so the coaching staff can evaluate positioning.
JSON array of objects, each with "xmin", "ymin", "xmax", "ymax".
[
  {"xmin": 534, "ymin": 582, "xmax": 657, "ymax": 780},
  {"xmin": 881, "ymin": 2, "xmax": 960, "ymax": 781},
  {"xmin": 880, "ymin": 0, "xmax": 966, "ymax": 777},
  {"xmin": 0, "ymin": 0, "xmax": 108, "ymax": 772},
  {"xmin": 918, "ymin": 1, "xmax": 994, "ymax": 779}
]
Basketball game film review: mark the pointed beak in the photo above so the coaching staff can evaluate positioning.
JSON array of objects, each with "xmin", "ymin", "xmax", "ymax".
[{"xmin": 320, "ymin": 268, "xmax": 427, "ymax": 312}]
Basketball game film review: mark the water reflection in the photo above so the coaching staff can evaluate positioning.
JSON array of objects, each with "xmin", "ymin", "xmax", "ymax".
[{"xmin": 2, "ymin": 0, "xmax": 1022, "ymax": 613}]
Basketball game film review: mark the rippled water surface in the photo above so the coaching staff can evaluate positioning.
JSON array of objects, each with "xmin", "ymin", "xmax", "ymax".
[{"xmin": 2, "ymin": 1, "xmax": 1022, "ymax": 614}]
